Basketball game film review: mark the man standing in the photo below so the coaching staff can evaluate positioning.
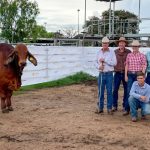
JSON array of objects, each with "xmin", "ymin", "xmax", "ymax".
[
  {"xmin": 129, "ymin": 72, "xmax": 150, "ymax": 122},
  {"xmin": 145, "ymin": 51, "xmax": 150, "ymax": 85},
  {"xmin": 124, "ymin": 40, "xmax": 147, "ymax": 115},
  {"xmin": 112, "ymin": 37, "xmax": 131, "ymax": 111},
  {"xmin": 96, "ymin": 37, "xmax": 117, "ymax": 114}
]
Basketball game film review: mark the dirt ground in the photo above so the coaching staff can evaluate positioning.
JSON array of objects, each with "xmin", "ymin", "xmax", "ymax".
[{"xmin": 0, "ymin": 81, "xmax": 150, "ymax": 150}]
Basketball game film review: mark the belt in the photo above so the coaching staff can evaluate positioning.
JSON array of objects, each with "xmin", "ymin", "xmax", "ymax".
[
  {"xmin": 115, "ymin": 71, "xmax": 125, "ymax": 73},
  {"xmin": 100, "ymin": 71, "xmax": 113, "ymax": 74},
  {"xmin": 128, "ymin": 71, "xmax": 142, "ymax": 74}
]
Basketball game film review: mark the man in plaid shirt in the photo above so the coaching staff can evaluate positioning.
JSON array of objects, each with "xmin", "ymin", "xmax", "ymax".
[{"xmin": 124, "ymin": 40, "xmax": 147, "ymax": 115}]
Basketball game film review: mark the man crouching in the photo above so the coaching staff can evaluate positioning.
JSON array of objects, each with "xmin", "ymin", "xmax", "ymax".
[{"xmin": 129, "ymin": 72, "xmax": 150, "ymax": 122}]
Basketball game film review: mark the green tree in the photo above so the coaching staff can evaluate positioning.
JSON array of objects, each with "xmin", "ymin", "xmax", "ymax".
[
  {"xmin": 84, "ymin": 10, "xmax": 138, "ymax": 36},
  {"xmin": 0, "ymin": 0, "xmax": 39, "ymax": 43},
  {"xmin": 84, "ymin": 16, "xmax": 100, "ymax": 36},
  {"xmin": 102, "ymin": 10, "xmax": 138, "ymax": 34},
  {"xmin": 25, "ymin": 25, "xmax": 55, "ymax": 42}
]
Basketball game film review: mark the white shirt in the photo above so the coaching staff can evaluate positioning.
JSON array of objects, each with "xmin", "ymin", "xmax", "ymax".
[{"xmin": 95, "ymin": 48, "xmax": 117, "ymax": 72}]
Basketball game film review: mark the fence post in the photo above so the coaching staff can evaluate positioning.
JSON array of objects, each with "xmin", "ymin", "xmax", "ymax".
[{"xmin": 45, "ymin": 48, "xmax": 49, "ymax": 79}]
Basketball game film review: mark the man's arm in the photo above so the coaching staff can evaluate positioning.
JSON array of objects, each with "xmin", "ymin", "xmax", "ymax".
[
  {"xmin": 129, "ymin": 82, "xmax": 141, "ymax": 99},
  {"xmin": 125, "ymin": 54, "xmax": 129, "ymax": 82},
  {"xmin": 125, "ymin": 64, "xmax": 128, "ymax": 82},
  {"xmin": 145, "ymin": 86, "xmax": 150, "ymax": 103},
  {"xmin": 141, "ymin": 54, "xmax": 147, "ymax": 73}
]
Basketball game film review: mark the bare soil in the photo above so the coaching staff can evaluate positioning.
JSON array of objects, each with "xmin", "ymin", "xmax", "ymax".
[{"xmin": 0, "ymin": 81, "xmax": 150, "ymax": 150}]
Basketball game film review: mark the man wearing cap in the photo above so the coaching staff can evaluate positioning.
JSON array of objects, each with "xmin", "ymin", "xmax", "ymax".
[
  {"xmin": 124, "ymin": 40, "xmax": 147, "ymax": 115},
  {"xmin": 96, "ymin": 37, "xmax": 117, "ymax": 114},
  {"xmin": 112, "ymin": 37, "xmax": 131, "ymax": 112}
]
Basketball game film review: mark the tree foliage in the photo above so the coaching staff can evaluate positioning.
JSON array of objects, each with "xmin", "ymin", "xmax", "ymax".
[
  {"xmin": 84, "ymin": 10, "xmax": 138, "ymax": 36},
  {"xmin": 26, "ymin": 25, "xmax": 55, "ymax": 42},
  {"xmin": 0, "ymin": 0, "xmax": 39, "ymax": 43},
  {"xmin": 84, "ymin": 16, "xmax": 100, "ymax": 36}
]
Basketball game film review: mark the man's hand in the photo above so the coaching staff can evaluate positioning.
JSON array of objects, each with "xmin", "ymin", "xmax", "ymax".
[
  {"xmin": 99, "ymin": 58, "xmax": 105, "ymax": 63},
  {"xmin": 125, "ymin": 75, "xmax": 128, "ymax": 82},
  {"xmin": 99, "ymin": 65, "xmax": 104, "ymax": 71},
  {"xmin": 140, "ymin": 96, "xmax": 147, "ymax": 101}
]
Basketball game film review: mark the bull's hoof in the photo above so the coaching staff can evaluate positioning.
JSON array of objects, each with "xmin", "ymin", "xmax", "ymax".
[
  {"xmin": 2, "ymin": 108, "xmax": 9, "ymax": 113},
  {"xmin": 7, "ymin": 106, "xmax": 14, "ymax": 111}
]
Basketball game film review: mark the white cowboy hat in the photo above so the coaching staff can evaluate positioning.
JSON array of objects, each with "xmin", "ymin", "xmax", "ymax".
[
  {"xmin": 131, "ymin": 40, "xmax": 140, "ymax": 47},
  {"xmin": 102, "ymin": 37, "xmax": 109, "ymax": 43}
]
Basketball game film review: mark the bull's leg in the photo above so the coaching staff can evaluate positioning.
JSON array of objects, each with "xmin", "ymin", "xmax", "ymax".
[
  {"xmin": 1, "ymin": 97, "xmax": 9, "ymax": 113},
  {"xmin": 6, "ymin": 91, "xmax": 13, "ymax": 111}
]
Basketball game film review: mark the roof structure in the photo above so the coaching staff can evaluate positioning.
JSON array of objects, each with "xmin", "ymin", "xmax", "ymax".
[{"xmin": 96, "ymin": 0, "xmax": 122, "ymax": 2}]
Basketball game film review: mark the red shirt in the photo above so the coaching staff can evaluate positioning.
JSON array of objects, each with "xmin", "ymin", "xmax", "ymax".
[{"xmin": 126, "ymin": 52, "xmax": 147, "ymax": 72}]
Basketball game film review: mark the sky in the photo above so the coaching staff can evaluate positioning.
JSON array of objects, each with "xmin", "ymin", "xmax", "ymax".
[{"xmin": 35, "ymin": 0, "xmax": 150, "ymax": 33}]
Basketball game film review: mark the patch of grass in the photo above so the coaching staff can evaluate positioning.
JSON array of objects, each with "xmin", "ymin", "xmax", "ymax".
[{"xmin": 14, "ymin": 72, "xmax": 96, "ymax": 95}]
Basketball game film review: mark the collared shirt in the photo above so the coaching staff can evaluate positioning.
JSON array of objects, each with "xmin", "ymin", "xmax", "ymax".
[
  {"xmin": 130, "ymin": 81, "xmax": 150, "ymax": 103},
  {"xmin": 95, "ymin": 48, "xmax": 117, "ymax": 72},
  {"xmin": 114, "ymin": 48, "xmax": 131, "ymax": 72},
  {"xmin": 146, "ymin": 51, "xmax": 150, "ymax": 72},
  {"xmin": 125, "ymin": 52, "xmax": 147, "ymax": 72}
]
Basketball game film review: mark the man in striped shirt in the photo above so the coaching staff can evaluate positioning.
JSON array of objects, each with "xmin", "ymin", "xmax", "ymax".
[{"xmin": 124, "ymin": 40, "xmax": 147, "ymax": 115}]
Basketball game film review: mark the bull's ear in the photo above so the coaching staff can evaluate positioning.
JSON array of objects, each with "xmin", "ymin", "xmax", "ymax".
[
  {"xmin": 28, "ymin": 51, "xmax": 37, "ymax": 66},
  {"xmin": 4, "ymin": 50, "xmax": 16, "ymax": 65}
]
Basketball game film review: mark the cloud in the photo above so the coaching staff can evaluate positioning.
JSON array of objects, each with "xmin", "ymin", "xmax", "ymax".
[
  {"xmin": 35, "ymin": 0, "xmax": 110, "ymax": 32},
  {"xmin": 35, "ymin": 0, "xmax": 150, "ymax": 33}
]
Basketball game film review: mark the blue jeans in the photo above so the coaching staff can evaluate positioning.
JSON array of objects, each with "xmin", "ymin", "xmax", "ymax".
[
  {"xmin": 143, "ymin": 103, "xmax": 150, "ymax": 115},
  {"xmin": 98, "ymin": 72, "xmax": 113, "ymax": 110},
  {"xmin": 113, "ymin": 72, "xmax": 127, "ymax": 109},
  {"xmin": 146, "ymin": 72, "xmax": 150, "ymax": 85},
  {"xmin": 125, "ymin": 73, "xmax": 137, "ymax": 111},
  {"xmin": 129, "ymin": 96, "xmax": 147, "ymax": 118}
]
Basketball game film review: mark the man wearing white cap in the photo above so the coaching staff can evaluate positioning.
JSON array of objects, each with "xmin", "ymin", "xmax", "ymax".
[
  {"xmin": 124, "ymin": 40, "xmax": 147, "ymax": 115},
  {"xmin": 96, "ymin": 37, "xmax": 117, "ymax": 114}
]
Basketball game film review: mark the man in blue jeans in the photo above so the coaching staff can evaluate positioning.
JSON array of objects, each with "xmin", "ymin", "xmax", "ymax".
[
  {"xmin": 95, "ymin": 37, "xmax": 117, "ymax": 114},
  {"xmin": 124, "ymin": 40, "xmax": 147, "ymax": 116},
  {"xmin": 129, "ymin": 72, "xmax": 150, "ymax": 122},
  {"xmin": 112, "ymin": 37, "xmax": 131, "ymax": 111}
]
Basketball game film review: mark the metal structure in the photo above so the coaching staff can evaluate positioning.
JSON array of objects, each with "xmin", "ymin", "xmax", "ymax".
[
  {"xmin": 77, "ymin": 9, "xmax": 80, "ymax": 35},
  {"xmin": 94, "ymin": 0, "xmax": 143, "ymax": 38},
  {"xmin": 96, "ymin": 0, "xmax": 123, "ymax": 37},
  {"xmin": 87, "ymin": 18, "xmax": 139, "ymax": 36},
  {"xmin": 85, "ymin": 0, "xmax": 87, "ymax": 25}
]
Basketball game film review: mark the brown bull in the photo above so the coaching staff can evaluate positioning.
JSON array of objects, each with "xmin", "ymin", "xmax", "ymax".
[{"xmin": 0, "ymin": 43, "xmax": 37, "ymax": 113}]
